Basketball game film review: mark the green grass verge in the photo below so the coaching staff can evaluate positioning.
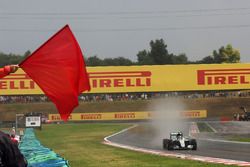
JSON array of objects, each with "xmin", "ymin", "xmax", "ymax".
[
  {"xmin": 35, "ymin": 123, "xmax": 233, "ymax": 167},
  {"xmin": 229, "ymin": 137, "xmax": 250, "ymax": 142},
  {"xmin": 197, "ymin": 122, "xmax": 214, "ymax": 132}
]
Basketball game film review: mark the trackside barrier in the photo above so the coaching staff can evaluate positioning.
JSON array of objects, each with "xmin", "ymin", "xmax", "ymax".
[
  {"xmin": 19, "ymin": 128, "xmax": 70, "ymax": 167},
  {"xmin": 48, "ymin": 110, "xmax": 207, "ymax": 121}
]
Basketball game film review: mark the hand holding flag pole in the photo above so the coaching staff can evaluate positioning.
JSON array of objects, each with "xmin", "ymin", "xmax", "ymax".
[
  {"xmin": 19, "ymin": 25, "xmax": 90, "ymax": 121},
  {"xmin": 0, "ymin": 65, "xmax": 19, "ymax": 79}
]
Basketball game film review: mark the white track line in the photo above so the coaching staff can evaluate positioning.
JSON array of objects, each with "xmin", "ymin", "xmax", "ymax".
[
  {"xmin": 104, "ymin": 125, "xmax": 138, "ymax": 142},
  {"xmin": 103, "ymin": 125, "xmax": 250, "ymax": 167},
  {"xmin": 205, "ymin": 122, "xmax": 218, "ymax": 133}
]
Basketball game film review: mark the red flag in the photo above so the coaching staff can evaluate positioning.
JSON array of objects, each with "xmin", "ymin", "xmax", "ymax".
[{"xmin": 19, "ymin": 25, "xmax": 90, "ymax": 121}]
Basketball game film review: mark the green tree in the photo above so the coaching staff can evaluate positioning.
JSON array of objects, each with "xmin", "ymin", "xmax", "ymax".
[
  {"xmin": 113, "ymin": 57, "xmax": 133, "ymax": 66},
  {"xmin": 0, "ymin": 53, "xmax": 21, "ymax": 66},
  {"xmin": 199, "ymin": 56, "xmax": 215, "ymax": 64},
  {"xmin": 137, "ymin": 50, "xmax": 154, "ymax": 65},
  {"xmin": 172, "ymin": 53, "xmax": 188, "ymax": 64},
  {"xmin": 149, "ymin": 39, "xmax": 173, "ymax": 64},
  {"xmin": 213, "ymin": 44, "xmax": 240, "ymax": 63},
  {"xmin": 103, "ymin": 57, "xmax": 133, "ymax": 66},
  {"xmin": 136, "ymin": 39, "xmax": 178, "ymax": 65},
  {"xmin": 0, "ymin": 50, "xmax": 31, "ymax": 67},
  {"xmin": 224, "ymin": 44, "xmax": 240, "ymax": 63},
  {"xmin": 86, "ymin": 56, "xmax": 103, "ymax": 66},
  {"xmin": 23, "ymin": 50, "xmax": 31, "ymax": 59},
  {"xmin": 197, "ymin": 44, "xmax": 240, "ymax": 64},
  {"xmin": 86, "ymin": 56, "xmax": 133, "ymax": 66}
]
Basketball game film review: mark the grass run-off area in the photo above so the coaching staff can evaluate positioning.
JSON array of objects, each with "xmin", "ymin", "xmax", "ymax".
[
  {"xmin": 197, "ymin": 122, "xmax": 214, "ymax": 132},
  {"xmin": 229, "ymin": 137, "xmax": 250, "ymax": 143},
  {"xmin": 35, "ymin": 123, "xmax": 234, "ymax": 167}
]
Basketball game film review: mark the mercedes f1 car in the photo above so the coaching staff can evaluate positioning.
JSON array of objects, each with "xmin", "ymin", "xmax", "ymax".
[{"xmin": 163, "ymin": 132, "xmax": 197, "ymax": 150}]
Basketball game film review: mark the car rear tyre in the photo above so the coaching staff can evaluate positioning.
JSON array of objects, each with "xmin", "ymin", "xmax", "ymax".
[
  {"xmin": 163, "ymin": 139, "xmax": 168, "ymax": 149},
  {"xmin": 190, "ymin": 139, "xmax": 197, "ymax": 150}
]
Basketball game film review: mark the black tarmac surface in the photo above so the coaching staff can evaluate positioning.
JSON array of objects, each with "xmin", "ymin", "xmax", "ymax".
[{"xmin": 108, "ymin": 122, "xmax": 250, "ymax": 162}]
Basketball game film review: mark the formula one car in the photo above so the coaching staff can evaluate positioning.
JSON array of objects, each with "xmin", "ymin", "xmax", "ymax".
[{"xmin": 163, "ymin": 132, "xmax": 197, "ymax": 150}]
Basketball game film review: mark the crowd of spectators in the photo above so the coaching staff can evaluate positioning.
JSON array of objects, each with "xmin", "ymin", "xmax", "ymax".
[
  {"xmin": 0, "ymin": 95, "xmax": 49, "ymax": 104},
  {"xmin": 183, "ymin": 91, "xmax": 250, "ymax": 99},
  {"xmin": 0, "ymin": 90, "xmax": 250, "ymax": 104}
]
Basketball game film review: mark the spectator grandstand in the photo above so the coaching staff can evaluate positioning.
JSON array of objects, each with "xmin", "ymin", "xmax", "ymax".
[{"xmin": 1, "ymin": 90, "xmax": 250, "ymax": 104}]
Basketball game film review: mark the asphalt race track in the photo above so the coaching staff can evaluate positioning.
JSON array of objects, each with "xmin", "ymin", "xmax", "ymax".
[{"xmin": 108, "ymin": 122, "xmax": 250, "ymax": 162}]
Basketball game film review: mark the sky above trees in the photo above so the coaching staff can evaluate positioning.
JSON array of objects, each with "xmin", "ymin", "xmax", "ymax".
[{"xmin": 1, "ymin": 0, "xmax": 250, "ymax": 62}]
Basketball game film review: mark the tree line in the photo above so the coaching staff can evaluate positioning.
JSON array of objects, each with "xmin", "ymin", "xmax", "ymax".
[
  {"xmin": 0, "ymin": 39, "xmax": 240, "ymax": 67},
  {"xmin": 0, "ymin": 50, "xmax": 31, "ymax": 67},
  {"xmin": 136, "ymin": 39, "xmax": 240, "ymax": 65}
]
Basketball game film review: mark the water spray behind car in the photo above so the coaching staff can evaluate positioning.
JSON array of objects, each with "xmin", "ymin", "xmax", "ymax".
[{"xmin": 148, "ymin": 98, "xmax": 188, "ymax": 147}]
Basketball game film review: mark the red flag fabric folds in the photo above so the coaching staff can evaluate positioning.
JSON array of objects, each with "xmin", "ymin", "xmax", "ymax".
[{"xmin": 19, "ymin": 25, "xmax": 90, "ymax": 121}]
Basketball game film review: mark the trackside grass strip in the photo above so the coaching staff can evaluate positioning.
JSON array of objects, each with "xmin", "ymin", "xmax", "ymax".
[
  {"xmin": 35, "ymin": 123, "xmax": 235, "ymax": 167},
  {"xmin": 229, "ymin": 137, "xmax": 250, "ymax": 142},
  {"xmin": 197, "ymin": 122, "xmax": 214, "ymax": 132}
]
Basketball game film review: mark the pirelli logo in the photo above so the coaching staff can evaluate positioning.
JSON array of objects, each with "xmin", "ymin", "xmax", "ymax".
[
  {"xmin": 81, "ymin": 114, "xmax": 102, "ymax": 120},
  {"xmin": 114, "ymin": 113, "xmax": 135, "ymax": 119},
  {"xmin": 197, "ymin": 69, "xmax": 250, "ymax": 85},
  {"xmin": 0, "ymin": 71, "xmax": 152, "ymax": 90},
  {"xmin": 89, "ymin": 71, "xmax": 152, "ymax": 88},
  {"xmin": 0, "ymin": 74, "xmax": 36, "ymax": 90}
]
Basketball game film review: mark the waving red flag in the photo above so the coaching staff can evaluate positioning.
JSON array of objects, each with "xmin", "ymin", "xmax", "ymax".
[{"xmin": 19, "ymin": 25, "xmax": 90, "ymax": 121}]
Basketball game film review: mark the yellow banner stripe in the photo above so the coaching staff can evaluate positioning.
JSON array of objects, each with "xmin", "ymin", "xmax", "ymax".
[
  {"xmin": 1, "ymin": 64, "xmax": 250, "ymax": 95},
  {"xmin": 48, "ymin": 110, "xmax": 207, "ymax": 121}
]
